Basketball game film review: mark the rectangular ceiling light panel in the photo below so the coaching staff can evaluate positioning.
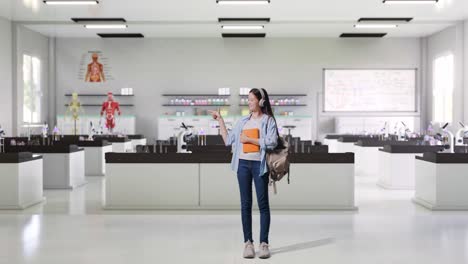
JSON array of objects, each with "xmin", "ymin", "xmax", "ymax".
[
  {"xmin": 383, "ymin": 0, "xmax": 438, "ymax": 4},
  {"xmin": 217, "ymin": 0, "xmax": 270, "ymax": 5},
  {"xmin": 340, "ymin": 33, "xmax": 387, "ymax": 38},
  {"xmin": 44, "ymin": 0, "xmax": 99, "ymax": 5}
]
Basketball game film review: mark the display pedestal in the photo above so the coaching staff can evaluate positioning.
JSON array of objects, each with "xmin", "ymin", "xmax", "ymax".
[
  {"xmin": 84, "ymin": 145, "xmax": 112, "ymax": 176},
  {"xmin": 104, "ymin": 163, "xmax": 200, "ymax": 209},
  {"xmin": 103, "ymin": 153, "xmax": 356, "ymax": 210},
  {"xmin": 41, "ymin": 150, "xmax": 86, "ymax": 189},
  {"xmin": 377, "ymin": 151, "xmax": 420, "ymax": 190},
  {"xmin": 354, "ymin": 146, "xmax": 380, "ymax": 178},
  {"xmin": 0, "ymin": 156, "xmax": 45, "ymax": 209},
  {"xmin": 414, "ymin": 159, "xmax": 468, "ymax": 210},
  {"xmin": 200, "ymin": 163, "xmax": 356, "ymax": 210}
]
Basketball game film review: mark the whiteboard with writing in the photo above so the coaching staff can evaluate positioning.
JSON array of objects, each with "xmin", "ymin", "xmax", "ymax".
[{"xmin": 324, "ymin": 69, "xmax": 417, "ymax": 112}]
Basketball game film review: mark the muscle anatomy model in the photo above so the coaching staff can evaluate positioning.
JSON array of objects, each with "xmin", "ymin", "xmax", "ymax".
[
  {"xmin": 85, "ymin": 53, "xmax": 105, "ymax": 83},
  {"xmin": 100, "ymin": 92, "xmax": 121, "ymax": 134}
]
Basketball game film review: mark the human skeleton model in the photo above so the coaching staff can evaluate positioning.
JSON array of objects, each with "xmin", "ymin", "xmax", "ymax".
[
  {"xmin": 85, "ymin": 53, "xmax": 105, "ymax": 83},
  {"xmin": 100, "ymin": 92, "xmax": 121, "ymax": 134},
  {"xmin": 65, "ymin": 92, "xmax": 84, "ymax": 135}
]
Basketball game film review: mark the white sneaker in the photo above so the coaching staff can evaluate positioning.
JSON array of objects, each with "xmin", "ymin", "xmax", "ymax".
[
  {"xmin": 258, "ymin": 242, "xmax": 271, "ymax": 259},
  {"xmin": 243, "ymin": 241, "xmax": 255, "ymax": 259}
]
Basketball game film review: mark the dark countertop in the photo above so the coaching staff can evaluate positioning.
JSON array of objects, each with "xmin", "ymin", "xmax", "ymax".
[
  {"xmin": 289, "ymin": 145, "xmax": 329, "ymax": 153},
  {"xmin": 5, "ymin": 144, "xmax": 84, "ymax": 154},
  {"xmin": 355, "ymin": 139, "xmax": 426, "ymax": 147},
  {"xmin": 337, "ymin": 136, "xmax": 370, "ymax": 143},
  {"xmin": 135, "ymin": 144, "xmax": 329, "ymax": 154},
  {"xmin": 93, "ymin": 136, "xmax": 131, "ymax": 143},
  {"xmin": 454, "ymin": 146, "xmax": 468, "ymax": 154},
  {"xmin": 337, "ymin": 135, "xmax": 413, "ymax": 143},
  {"xmin": 75, "ymin": 141, "xmax": 113, "ymax": 147},
  {"xmin": 0, "ymin": 152, "xmax": 42, "ymax": 163},
  {"xmin": 45, "ymin": 135, "xmax": 112, "ymax": 147},
  {"xmin": 106, "ymin": 152, "xmax": 232, "ymax": 163},
  {"xmin": 290, "ymin": 153, "xmax": 354, "ymax": 163},
  {"xmin": 3, "ymin": 137, "xmax": 29, "ymax": 147},
  {"xmin": 325, "ymin": 134, "xmax": 358, "ymax": 140},
  {"xmin": 127, "ymin": 135, "xmax": 145, "ymax": 140},
  {"xmin": 416, "ymin": 152, "xmax": 468, "ymax": 164},
  {"xmin": 106, "ymin": 152, "xmax": 354, "ymax": 164},
  {"xmin": 379, "ymin": 145, "xmax": 446, "ymax": 153},
  {"xmin": 6, "ymin": 135, "xmax": 112, "ymax": 147}
]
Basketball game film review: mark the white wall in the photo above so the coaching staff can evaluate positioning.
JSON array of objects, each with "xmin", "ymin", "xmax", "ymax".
[
  {"xmin": 0, "ymin": 17, "xmax": 12, "ymax": 135},
  {"xmin": 465, "ymin": 20, "xmax": 468, "ymax": 122},
  {"xmin": 55, "ymin": 38, "xmax": 421, "ymax": 141},
  {"xmin": 13, "ymin": 25, "xmax": 49, "ymax": 135},
  {"xmin": 425, "ymin": 23, "xmax": 465, "ymax": 129}
]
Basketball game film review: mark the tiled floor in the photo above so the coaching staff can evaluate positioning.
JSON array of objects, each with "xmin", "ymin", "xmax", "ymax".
[{"xmin": 1, "ymin": 177, "xmax": 468, "ymax": 264}]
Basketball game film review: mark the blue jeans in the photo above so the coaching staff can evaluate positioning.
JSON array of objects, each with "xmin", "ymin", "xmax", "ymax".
[{"xmin": 237, "ymin": 159, "xmax": 271, "ymax": 244}]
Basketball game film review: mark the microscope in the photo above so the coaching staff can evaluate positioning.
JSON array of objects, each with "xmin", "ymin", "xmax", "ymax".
[
  {"xmin": 441, "ymin": 122, "xmax": 455, "ymax": 153},
  {"xmin": 380, "ymin": 122, "xmax": 389, "ymax": 140},
  {"xmin": 0, "ymin": 125, "xmax": 5, "ymax": 153},
  {"xmin": 177, "ymin": 122, "xmax": 193, "ymax": 153},
  {"xmin": 455, "ymin": 122, "xmax": 468, "ymax": 146},
  {"xmin": 88, "ymin": 121, "xmax": 96, "ymax": 141},
  {"xmin": 398, "ymin": 122, "xmax": 411, "ymax": 141}
]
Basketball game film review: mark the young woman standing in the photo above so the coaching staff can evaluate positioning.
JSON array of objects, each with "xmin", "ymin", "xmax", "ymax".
[{"xmin": 209, "ymin": 88, "xmax": 279, "ymax": 259}]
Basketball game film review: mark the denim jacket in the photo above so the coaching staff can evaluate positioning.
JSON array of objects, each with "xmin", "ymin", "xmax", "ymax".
[{"xmin": 225, "ymin": 114, "xmax": 278, "ymax": 177}]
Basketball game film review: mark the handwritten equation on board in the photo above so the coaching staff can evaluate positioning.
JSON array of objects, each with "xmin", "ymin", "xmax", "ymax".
[{"xmin": 324, "ymin": 69, "xmax": 416, "ymax": 112}]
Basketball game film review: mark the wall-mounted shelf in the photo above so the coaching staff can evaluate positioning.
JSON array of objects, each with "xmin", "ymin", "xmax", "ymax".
[
  {"xmin": 239, "ymin": 94, "xmax": 307, "ymax": 97},
  {"xmin": 162, "ymin": 104, "xmax": 230, "ymax": 107},
  {"xmin": 65, "ymin": 104, "xmax": 134, "ymax": 107},
  {"xmin": 162, "ymin": 94, "xmax": 230, "ymax": 97},
  {"xmin": 65, "ymin": 94, "xmax": 134, "ymax": 97},
  {"xmin": 239, "ymin": 104, "xmax": 307, "ymax": 107}
]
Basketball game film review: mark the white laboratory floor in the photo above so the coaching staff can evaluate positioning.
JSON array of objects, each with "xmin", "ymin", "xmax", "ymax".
[{"xmin": 1, "ymin": 176, "xmax": 468, "ymax": 264}]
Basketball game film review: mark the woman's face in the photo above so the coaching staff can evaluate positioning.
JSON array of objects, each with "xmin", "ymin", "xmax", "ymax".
[{"xmin": 248, "ymin": 92, "xmax": 261, "ymax": 112}]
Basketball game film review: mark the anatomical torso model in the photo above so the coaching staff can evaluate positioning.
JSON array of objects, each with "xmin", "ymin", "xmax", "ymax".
[
  {"xmin": 100, "ymin": 92, "xmax": 121, "ymax": 134},
  {"xmin": 85, "ymin": 53, "xmax": 105, "ymax": 83}
]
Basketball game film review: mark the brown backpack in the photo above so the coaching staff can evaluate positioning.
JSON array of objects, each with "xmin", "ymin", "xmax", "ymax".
[{"xmin": 266, "ymin": 119, "xmax": 290, "ymax": 194}]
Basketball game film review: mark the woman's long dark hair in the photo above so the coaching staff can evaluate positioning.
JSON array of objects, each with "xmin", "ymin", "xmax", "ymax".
[{"xmin": 249, "ymin": 88, "xmax": 280, "ymax": 137}]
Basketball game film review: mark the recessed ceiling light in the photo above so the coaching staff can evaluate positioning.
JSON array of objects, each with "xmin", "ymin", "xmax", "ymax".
[
  {"xmin": 97, "ymin": 33, "xmax": 144, "ymax": 38},
  {"xmin": 383, "ymin": 0, "xmax": 438, "ymax": 4},
  {"xmin": 340, "ymin": 33, "xmax": 387, "ymax": 38},
  {"xmin": 218, "ymin": 18, "xmax": 271, "ymax": 23},
  {"xmin": 358, "ymin": 17, "xmax": 413, "ymax": 23},
  {"xmin": 44, "ymin": 0, "xmax": 99, "ymax": 5},
  {"xmin": 217, "ymin": 0, "xmax": 270, "ymax": 5},
  {"xmin": 222, "ymin": 25, "xmax": 264, "ymax": 30},
  {"xmin": 222, "ymin": 33, "xmax": 266, "ymax": 38},
  {"xmin": 72, "ymin": 18, "xmax": 126, "ymax": 23},
  {"xmin": 354, "ymin": 24, "xmax": 398, "ymax": 29},
  {"xmin": 85, "ymin": 25, "xmax": 128, "ymax": 29}
]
